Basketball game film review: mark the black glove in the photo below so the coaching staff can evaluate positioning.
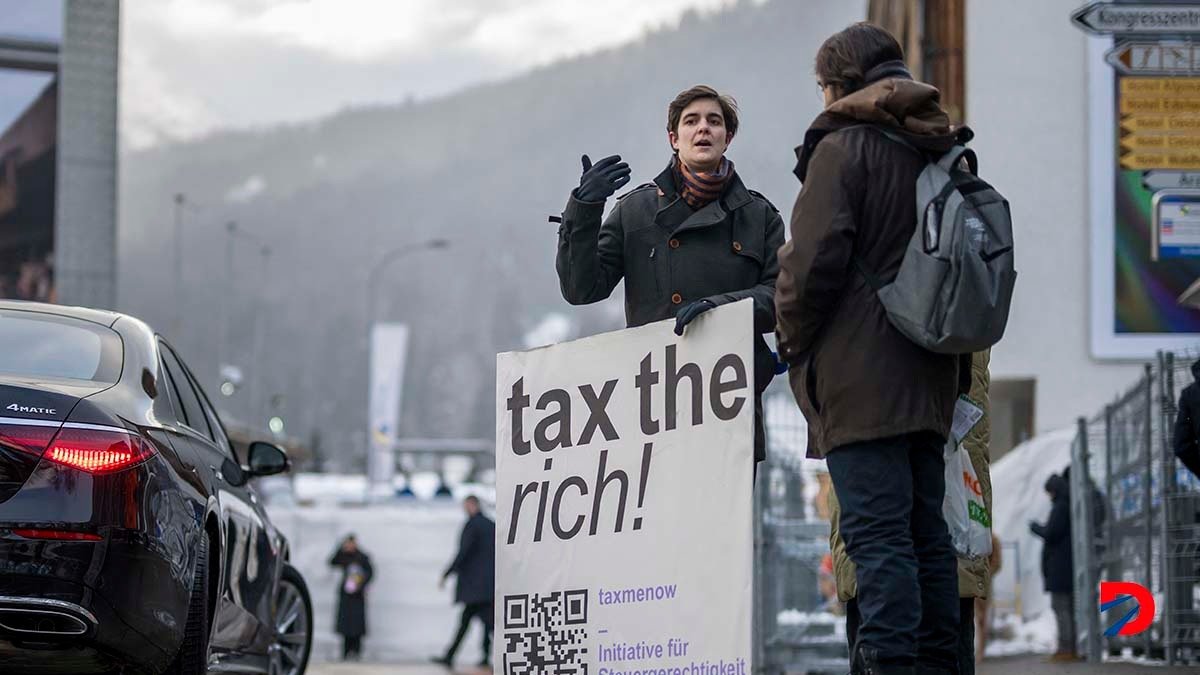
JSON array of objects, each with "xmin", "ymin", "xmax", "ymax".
[
  {"xmin": 575, "ymin": 154, "xmax": 631, "ymax": 203},
  {"xmin": 674, "ymin": 299, "xmax": 716, "ymax": 336}
]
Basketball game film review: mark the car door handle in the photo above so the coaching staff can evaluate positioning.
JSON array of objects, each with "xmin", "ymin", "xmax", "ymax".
[{"xmin": 210, "ymin": 465, "xmax": 225, "ymax": 482}]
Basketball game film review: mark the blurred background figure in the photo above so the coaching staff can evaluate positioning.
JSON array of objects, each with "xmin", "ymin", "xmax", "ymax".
[
  {"xmin": 1029, "ymin": 472, "xmax": 1076, "ymax": 662},
  {"xmin": 433, "ymin": 496, "xmax": 495, "ymax": 669},
  {"xmin": 329, "ymin": 534, "xmax": 374, "ymax": 661},
  {"xmin": 1173, "ymin": 360, "xmax": 1200, "ymax": 479},
  {"xmin": 975, "ymin": 532, "xmax": 1001, "ymax": 664}
]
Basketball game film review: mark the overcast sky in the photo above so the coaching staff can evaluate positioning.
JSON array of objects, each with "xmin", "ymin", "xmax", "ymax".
[{"xmin": 116, "ymin": 0, "xmax": 758, "ymax": 149}]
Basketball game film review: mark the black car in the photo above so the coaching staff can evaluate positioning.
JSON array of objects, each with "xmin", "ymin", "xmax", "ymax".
[{"xmin": 0, "ymin": 301, "xmax": 312, "ymax": 674}]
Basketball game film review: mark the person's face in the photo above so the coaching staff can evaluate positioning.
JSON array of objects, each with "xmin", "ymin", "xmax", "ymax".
[
  {"xmin": 819, "ymin": 80, "xmax": 840, "ymax": 107},
  {"xmin": 669, "ymin": 98, "xmax": 731, "ymax": 172},
  {"xmin": 343, "ymin": 538, "xmax": 357, "ymax": 553},
  {"xmin": 464, "ymin": 500, "xmax": 479, "ymax": 517}
]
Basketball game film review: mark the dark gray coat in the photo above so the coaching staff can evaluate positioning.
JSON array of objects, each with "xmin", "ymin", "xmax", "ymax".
[
  {"xmin": 555, "ymin": 161, "xmax": 785, "ymax": 460},
  {"xmin": 443, "ymin": 512, "xmax": 495, "ymax": 605}
]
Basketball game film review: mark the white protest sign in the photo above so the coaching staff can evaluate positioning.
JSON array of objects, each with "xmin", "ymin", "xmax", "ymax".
[{"xmin": 495, "ymin": 299, "xmax": 754, "ymax": 675}]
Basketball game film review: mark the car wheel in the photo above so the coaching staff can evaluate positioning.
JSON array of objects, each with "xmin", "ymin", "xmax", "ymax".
[
  {"xmin": 269, "ymin": 565, "xmax": 312, "ymax": 675},
  {"xmin": 165, "ymin": 530, "xmax": 212, "ymax": 674}
]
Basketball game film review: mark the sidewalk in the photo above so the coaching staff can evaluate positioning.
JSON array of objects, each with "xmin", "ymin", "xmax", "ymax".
[{"xmin": 305, "ymin": 657, "xmax": 1197, "ymax": 675}]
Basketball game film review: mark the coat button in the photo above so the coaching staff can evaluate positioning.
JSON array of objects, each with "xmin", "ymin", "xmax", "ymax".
[
  {"xmin": 669, "ymin": 238, "xmax": 681, "ymax": 249},
  {"xmin": 671, "ymin": 293, "xmax": 682, "ymax": 305},
  {"xmin": 733, "ymin": 241, "xmax": 743, "ymax": 252}
]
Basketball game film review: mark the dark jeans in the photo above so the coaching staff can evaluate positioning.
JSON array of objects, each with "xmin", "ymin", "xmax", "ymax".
[
  {"xmin": 847, "ymin": 597, "xmax": 975, "ymax": 674},
  {"xmin": 827, "ymin": 432, "xmax": 959, "ymax": 670},
  {"xmin": 444, "ymin": 601, "xmax": 494, "ymax": 664},
  {"xmin": 342, "ymin": 635, "xmax": 362, "ymax": 660}
]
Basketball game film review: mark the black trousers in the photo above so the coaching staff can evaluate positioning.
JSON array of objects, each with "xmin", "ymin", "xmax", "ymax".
[
  {"xmin": 342, "ymin": 634, "xmax": 362, "ymax": 660},
  {"xmin": 444, "ymin": 602, "xmax": 494, "ymax": 663},
  {"xmin": 827, "ymin": 432, "xmax": 959, "ymax": 670},
  {"xmin": 847, "ymin": 597, "xmax": 975, "ymax": 674}
]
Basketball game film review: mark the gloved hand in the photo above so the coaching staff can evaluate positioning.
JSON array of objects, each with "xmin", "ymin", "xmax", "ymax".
[
  {"xmin": 674, "ymin": 299, "xmax": 716, "ymax": 336},
  {"xmin": 575, "ymin": 154, "xmax": 632, "ymax": 203}
]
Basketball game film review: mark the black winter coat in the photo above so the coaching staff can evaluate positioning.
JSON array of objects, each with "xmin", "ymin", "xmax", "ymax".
[
  {"xmin": 556, "ymin": 161, "xmax": 785, "ymax": 459},
  {"xmin": 1031, "ymin": 475, "xmax": 1073, "ymax": 594},
  {"xmin": 330, "ymin": 549, "xmax": 373, "ymax": 637},
  {"xmin": 444, "ymin": 513, "xmax": 495, "ymax": 605},
  {"xmin": 1173, "ymin": 362, "xmax": 1200, "ymax": 478}
]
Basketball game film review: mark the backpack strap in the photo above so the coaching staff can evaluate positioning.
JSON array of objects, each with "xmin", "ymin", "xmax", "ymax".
[{"xmin": 937, "ymin": 145, "xmax": 979, "ymax": 175}]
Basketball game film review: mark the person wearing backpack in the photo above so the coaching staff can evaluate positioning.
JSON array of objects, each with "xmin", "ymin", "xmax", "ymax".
[{"xmin": 775, "ymin": 22, "xmax": 991, "ymax": 675}]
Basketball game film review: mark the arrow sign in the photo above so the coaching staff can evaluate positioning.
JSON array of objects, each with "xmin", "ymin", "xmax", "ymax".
[
  {"xmin": 1144, "ymin": 171, "xmax": 1200, "ymax": 191},
  {"xmin": 1073, "ymin": 3, "xmax": 1200, "ymax": 35},
  {"xmin": 1106, "ymin": 42, "xmax": 1200, "ymax": 75}
]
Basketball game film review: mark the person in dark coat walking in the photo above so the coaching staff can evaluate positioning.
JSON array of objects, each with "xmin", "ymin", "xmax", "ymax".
[
  {"xmin": 774, "ymin": 23, "xmax": 966, "ymax": 675},
  {"xmin": 1173, "ymin": 360, "xmax": 1200, "ymax": 478},
  {"xmin": 329, "ymin": 534, "xmax": 373, "ymax": 661},
  {"xmin": 554, "ymin": 84, "xmax": 785, "ymax": 461},
  {"xmin": 1030, "ymin": 472, "xmax": 1076, "ymax": 661},
  {"xmin": 433, "ymin": 496, "xmax": 496, "ymax": 668}
]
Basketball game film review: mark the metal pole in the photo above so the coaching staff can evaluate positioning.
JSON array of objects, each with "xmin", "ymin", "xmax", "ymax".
[
  {"xmin": 1079, "ymin": 416, "xmax": 1101, "ymax": 662},
  {"xmin": 172, "ymin": 193, "xmax": 184, "ymax": 340},
  {"xmin": 220, "ymin": 221, "xmax": 236, "ymax": 373},
  {"xmin": 250, "ymin": 246, "xmax": 271, "ymax": 430},
  {"xmin": 1143, "ymin": 364, "xmax": 1154, "ymax": 658},
  {"xmin": 1160, "ymin": 352, "xmax": 1177, "ymax": 665}
]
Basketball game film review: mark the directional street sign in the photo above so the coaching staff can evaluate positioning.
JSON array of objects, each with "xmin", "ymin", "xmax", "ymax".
[
  {"xmin": 1072, "ymin": 3, "xmax": 1200, "ymax": 35},
  {"xmin": 1143, "ymin": 170, "xmax": 1200, "ymax": 191},
  {"xmin": 1107, "ymin": 41, "xmax": 1200, "ymax": 76},
  {"xmin": 1119, "ymin": 78, "xmax": 1200, "ymax": 170}
]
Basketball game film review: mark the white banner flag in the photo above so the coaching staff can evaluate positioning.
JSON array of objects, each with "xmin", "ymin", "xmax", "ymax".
[
  {"xmin": 368, "ymin": 322, "xmax": 408, "ymax": 494},
  {"xmin": 495, "ymin": 299, "xmax": 754, "ymax": 675}
]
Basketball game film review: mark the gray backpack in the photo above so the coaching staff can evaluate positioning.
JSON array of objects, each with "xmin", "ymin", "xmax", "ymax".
[{"xmin": 854, "ymin": 129, "xmax": 1016, "ymax": 354}]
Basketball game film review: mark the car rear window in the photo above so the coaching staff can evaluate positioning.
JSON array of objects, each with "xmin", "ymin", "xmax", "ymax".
[{"xmin": 0, "ymin": 310, "xmax": 122, "ymax": 383}]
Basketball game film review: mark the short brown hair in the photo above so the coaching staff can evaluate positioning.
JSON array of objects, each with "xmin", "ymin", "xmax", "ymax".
[
  {"xmin": 667, "ymin": 85, "xmax": 739, "ymax": 137},
  {"xmin": 815, "ymin": 22, "xmax": 905, "ymax": 95}
]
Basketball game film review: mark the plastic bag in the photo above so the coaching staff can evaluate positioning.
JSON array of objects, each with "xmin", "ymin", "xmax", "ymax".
[{"xmin": 942, "ymin": 437, "xmax": 992, "ymax": 558}]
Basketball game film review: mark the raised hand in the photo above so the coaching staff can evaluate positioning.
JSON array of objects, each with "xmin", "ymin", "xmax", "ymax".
[{"xmin": 576, "ymin": 154, "xmax": 632, "ymax": 202}]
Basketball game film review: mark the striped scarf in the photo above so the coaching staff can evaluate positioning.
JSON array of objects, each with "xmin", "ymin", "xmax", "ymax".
[{"xmin": 675, "ymin": 155, "xmax": 735, "ymax": 210}]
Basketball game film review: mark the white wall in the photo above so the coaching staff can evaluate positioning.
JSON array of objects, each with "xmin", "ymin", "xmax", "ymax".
[{"xmin": 966, "ymin": 0, "xmax": 1143, "ymax": 433}]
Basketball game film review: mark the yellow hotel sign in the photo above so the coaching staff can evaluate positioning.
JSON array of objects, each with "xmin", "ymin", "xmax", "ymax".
[{"xmin": 1120, "ymin": 77, "xmax": 1200, "ymax": 170}]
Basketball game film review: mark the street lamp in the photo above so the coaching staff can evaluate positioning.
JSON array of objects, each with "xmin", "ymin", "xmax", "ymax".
[
  {"xmin": 365, "ymin": 238, "xmax": 450, "ymax": 331},
  {"xmin": 364, "ymin": 238, "xmax": 449, "ymax": 497}
]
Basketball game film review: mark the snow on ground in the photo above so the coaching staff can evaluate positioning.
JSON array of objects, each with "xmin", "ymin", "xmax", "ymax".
[
  {"xmin": 985, "ymin": 610, "xmax": 1057, "ymax": 657},
  {"xmin": 266, "ymin": 501, "xmax": 487, "ymax": 664}
]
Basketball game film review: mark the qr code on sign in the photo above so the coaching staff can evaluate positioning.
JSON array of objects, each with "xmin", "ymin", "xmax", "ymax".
[{"xmin": 502, "ymin": 589, "xmax": 588, "ymax": 675}]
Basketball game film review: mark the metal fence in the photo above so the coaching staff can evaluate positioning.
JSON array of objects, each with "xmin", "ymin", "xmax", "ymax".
[
  {"xmin": 1070, "ymin": 351, "xmax": 1200, "ymax": 665},
  {"xmin": 754, "ymin": 394, "xmax": 846, "ymax": 674}
]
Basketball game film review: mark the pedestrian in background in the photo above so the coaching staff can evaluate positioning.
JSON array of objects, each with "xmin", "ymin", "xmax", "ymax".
[
  {"xmin": 975, "ymin": 533, "xmax": 1001, "ymax": 664},
  {"xmin": 775, "ymin": 21, "xmax": 969, "ymax": 675},
  {"xmin": 1173, "ymin": 359, "xmax": 1200, "ymax": 478},
  {"xmin": 329, "ymin": 534, "xmax": 373, "ymax": 661},
  {"xmin": 433, "ymin": 496, "xmax": 496, "ymax": 668},
  {"xmin": 1030, "ymin": 472, "xmax": 1077, "ymax": 662}
]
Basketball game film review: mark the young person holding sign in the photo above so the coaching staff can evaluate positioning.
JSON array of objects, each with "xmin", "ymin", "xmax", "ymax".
[{"xmin": 554, "ymin": 85, "xmax": 785, "ymax": 460}]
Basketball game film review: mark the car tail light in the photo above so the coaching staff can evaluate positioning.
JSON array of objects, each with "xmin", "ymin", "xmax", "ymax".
[
  {"xmin": 12, "ymin": 529, "xmax": 102, "ymax": 541},
  {"xmin": 0, "ymin": 423, "xmax": 59, "ymax": 457},
  {"xmin": 44, "ymin": 427, "xmax": 156, "ymax": 474}
]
